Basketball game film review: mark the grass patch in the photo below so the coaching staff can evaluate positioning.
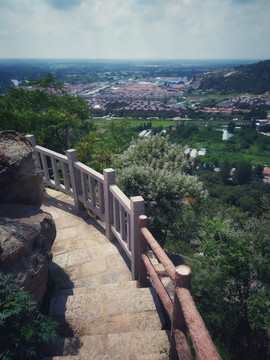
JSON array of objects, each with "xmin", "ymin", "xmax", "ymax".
[{"xmin": 92, "ymin": 118, "xmax": 175, "ymax": 128}]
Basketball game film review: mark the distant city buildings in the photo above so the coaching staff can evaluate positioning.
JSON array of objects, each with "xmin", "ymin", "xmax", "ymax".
[{"xmin": 56, "ymin": 77, "xmax": 186, "ymax": 118}]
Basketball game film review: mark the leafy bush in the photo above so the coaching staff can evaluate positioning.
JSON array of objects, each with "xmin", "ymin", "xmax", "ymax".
[
  {"xmin": 190, "ymin": 216, "xmax": 270, "ymax": 360},
  {"xmin": 112, "ymin": 135, "xmax": 206, "ymax": 250},
  {"xmin": 0, "ymin": 272, "xmax": 58, "ymax": 360}
]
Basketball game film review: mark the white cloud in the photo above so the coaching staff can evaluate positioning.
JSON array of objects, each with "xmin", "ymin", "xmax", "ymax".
[{"xmin": 0, "ymin": 0, "xmax": 269, "ymax": 59}]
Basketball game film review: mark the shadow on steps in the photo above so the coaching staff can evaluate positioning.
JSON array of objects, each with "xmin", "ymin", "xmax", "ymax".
[
  {"xmin": 44, "ymin": 337, "xmax": 83, "ymax": 357},
  {"xmin": 43, "ymin": 263, "xmax": 84, "ymax": 356}
]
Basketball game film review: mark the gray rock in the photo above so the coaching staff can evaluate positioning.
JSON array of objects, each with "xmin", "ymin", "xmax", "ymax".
[
  {"xmin": 0, "ymin": 130, "xmax": 44, "ymax": 207},
  {"xmin": 0, "ymin": 203, "xmax": 56, "ymax": 304}
]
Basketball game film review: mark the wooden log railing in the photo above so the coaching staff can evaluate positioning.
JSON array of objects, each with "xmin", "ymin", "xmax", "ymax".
[{"xmin": 138, "ymin": 215, "xmax": 222, "ymax": 360}]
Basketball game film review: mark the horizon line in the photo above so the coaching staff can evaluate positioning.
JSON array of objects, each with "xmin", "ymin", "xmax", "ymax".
[{"xmin": 0, "ymin": 57, "xmax": 266, "ymax": 62}]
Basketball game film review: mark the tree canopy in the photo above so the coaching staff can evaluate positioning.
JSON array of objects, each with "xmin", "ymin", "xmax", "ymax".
[
  {"xmin": 191, "ymin": 215, "xmax": 270, "ymax": 360},
  {"xmin": 76, "ymin": 120, "xmax": 137, "ymax": 172},
  {"xmin": 0, "ymin": 78, "xmax": 94, "ymax": 152},
  {"xmin": 112, "ymin": 135, "xmax": 206, "ymax": 249}
]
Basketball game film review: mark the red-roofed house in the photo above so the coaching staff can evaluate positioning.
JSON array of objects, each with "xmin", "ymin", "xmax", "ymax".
[
  {"xmin": 263, "ymin": 167, "xmax": 270, "ymax": 184},
  {"xmin": 263, "ymin": 167, "xmax": 270, "ymax": 176}
]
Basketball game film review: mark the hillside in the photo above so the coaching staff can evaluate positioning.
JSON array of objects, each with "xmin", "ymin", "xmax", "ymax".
[{"xmin": 188, "ymin": 59, "xmax": 270, "ymax": 94}]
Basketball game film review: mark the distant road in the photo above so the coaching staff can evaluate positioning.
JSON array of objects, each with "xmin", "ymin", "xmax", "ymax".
[{"xmin": 79, "ymin": 83, "xmax": 116, "ymax": 96}]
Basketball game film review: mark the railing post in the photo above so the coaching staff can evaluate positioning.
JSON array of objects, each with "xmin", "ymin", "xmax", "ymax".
[
  {"xmin": 25, "ymin": 134, "xmax": 41, "ymax": 167},
  {"xmin": 25, "ymin": 134, "xmax": 37, "ymax": 147},
  {"xmin": 130, "ymin": 196, "xmax": 145, "ymax": 280},
  {"xmin": 138, "ymin": 215, "xmax": 148, "ymax": 287},
  {"xmin": 103, "ymin": 168, "xmax": 116, "ymax": 241},
  {"xmin": 170, "ymin": 265, "xmax": 193, "ymax": 360},
  {"xmin": 25, "ymin": 134, "xmax": 44, "ymax": 191},
  {"xmin": 66, "ymin": 149, "xmax": 84, "ymax": 211}
]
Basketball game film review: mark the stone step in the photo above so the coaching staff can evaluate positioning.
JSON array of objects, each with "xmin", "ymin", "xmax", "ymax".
[
  {"xmin": 44, "ymin": 357, "xmax": 79, "ymax": 360},
  {"xmin": 44, "ymin": 330, "xmax": 170, "ymax": 359},
  {"xmin": 50, "ymin": 286, "xmax": 165, "ymax": 337},
  {"xmin": 50, "ymin": 262, "xmax": 132, "ymax": 291},
  {"xmin": 52, "ymin": 243, "xmax": 123, "ymax": 269},
  {"xmin": 52, "ymin": 280, "xmax": 138, "ymax": 297},
  {"xmin": 44, "ymin": 355, "xmax": 169, "ymax": 360}
]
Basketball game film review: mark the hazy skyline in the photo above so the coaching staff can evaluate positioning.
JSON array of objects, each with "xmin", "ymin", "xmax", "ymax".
[{"xmin": 0, "ymin": 0, "xmax": 269, "ymax": 60}]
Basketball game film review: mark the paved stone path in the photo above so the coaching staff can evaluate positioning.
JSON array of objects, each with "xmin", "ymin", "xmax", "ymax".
[{"xmin": 42, "ymin": 189, "xmax": 170, "ymax": 360}]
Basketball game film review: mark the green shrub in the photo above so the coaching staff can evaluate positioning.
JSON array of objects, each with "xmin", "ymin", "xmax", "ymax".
[
  {"xmin": 0, "ymin": 272, "xmax": 58, "ymax": 360},
  {"xmin": 112, "ymin": 135, "xmax": 206, "ymax": 250}
]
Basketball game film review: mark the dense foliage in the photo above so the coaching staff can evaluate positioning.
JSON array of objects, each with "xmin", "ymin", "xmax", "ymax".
[
  {"xmin": 190, "ymin": 216, "xmax": 270, "ymax": 360},
  {"xmin": 171, "ymin": 123, "xmax": 270, "ymax": 165},
  {"xmin": 76, "ymin": 120, "xmax": 137, "ymax": 172},
  {"xmin": 112, "ymin": 135, "xmax": 206, "ymax": 250},
  {"xmin": 0, "ymin": 81, "xmax": 94, "ymax": 153},
  {"xmin": 169, "ymin": 123, "xmax": 270, "ymax": 216},
  {"xmin": 0, "ymin": 272, "xmax": 58, "ymax": 360},
  {"xmin": 189, "ymin": 59, "xmax": 270, "ymax": 94}
]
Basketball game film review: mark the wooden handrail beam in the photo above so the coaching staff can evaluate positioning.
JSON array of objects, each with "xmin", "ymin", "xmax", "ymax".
[
  {"xmin": 174, "ymin": 329, "xmax": 193, "ymax": 360},
  {"xmin": 170, "ymin": 265, "xmax": 193, "ymax": 360},
  {"xmin": 176, "ymin": 287, "xmax": 222, "ymax": 360},
  {"xmin": 141, "ymin": 226, "xmax": 176, "ymax": 284},
  {"xmin": 141, "ymin": 253, "xmax": 173, "ymax": 319}
]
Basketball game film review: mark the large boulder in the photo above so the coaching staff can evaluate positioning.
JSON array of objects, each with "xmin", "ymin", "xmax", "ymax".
[
  {"xmin": 0, "ymin": 203, "xmax": 56, "ymax": 304},
  {"xmin": 0, "ymin": 130, "xmax": 44, "ymax": 207}
]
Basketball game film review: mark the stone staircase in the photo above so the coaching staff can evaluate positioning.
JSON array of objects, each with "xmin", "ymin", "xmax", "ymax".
[{"xmin": 42, "ymin": 189, "xmax": 170, "ymax": 360}]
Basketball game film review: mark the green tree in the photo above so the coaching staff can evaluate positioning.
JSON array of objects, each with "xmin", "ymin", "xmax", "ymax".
[
  {"xmin": 76, "ymin": 131, "xmax": 111, "ymax": 173},
  {"xmin": 190, "ymin": 216, "xmax": 270, "ymax": 360},
  {"xmin": 0, "ymin": 81, "xmax": 94, "ymax": 152},
  {"xmin": 27, "ymin": 73, "xmax": 64, "ymax": 92},
  {"xmin": 76, "ymin": 120, "xmax": 137, "ymax": 172},
  {"xmin": 227, "ymin": 121, "xmax": 235, "ymax": 134},
  {"xmin": 112, "ymin": 135, "xmax": 206, "ymax": 250},
  {"xmin": 220, "ymin": 160, "xmax": 232, "ymax": 184},
  {"xmin": 253, "ymin": 164, "xmax": 264, "ymax": 179},
  {"xmin": 234, "ymin": 160, "xmax": 252, "ymax": 185}
]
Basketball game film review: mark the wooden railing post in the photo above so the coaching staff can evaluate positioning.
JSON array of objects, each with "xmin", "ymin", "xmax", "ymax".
[
  {"xmin": 170, "ymin": 265, "xmax": 193, "ymax": 360},
  {"xmin": 130, "ymin": 196, "xmax": 145, "ymax": 280},
  {"xmin": 138, "ymin": 215, "xmax": 148, "ymax": 287},
  {"xmin": 66, "ymin": 149, "xmax": 84, "ymax": 211},
  {"xmin": 103, "ymin": 168, "xmax": 116, "ymax": 241}
]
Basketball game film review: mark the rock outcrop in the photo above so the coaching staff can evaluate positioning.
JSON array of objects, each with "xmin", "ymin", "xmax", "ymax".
[
  {"xmin": 0, "ymin": 131, "xmax": 56, "ymax": 304},
  {"xmin": 0, "ymin": 130, "xmax": 44, "ymax": 207},
  {"xmin": 0, "ymin": 203, "xmax": 56, "ymax": 304}
]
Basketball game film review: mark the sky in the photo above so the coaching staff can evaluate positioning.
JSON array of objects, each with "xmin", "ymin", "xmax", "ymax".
[{"xmin": 0, "ymin": 0, "xmax": 269, "ymax": 60}]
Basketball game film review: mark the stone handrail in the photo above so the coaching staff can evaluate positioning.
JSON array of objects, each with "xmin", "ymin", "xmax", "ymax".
[
  {"xmin": 138, "ymin": 215, "xmax": 222, "ymax": 360},
  {"xmin": 26, "ymin": 135, "xmax": 144, "ymax": 280}
]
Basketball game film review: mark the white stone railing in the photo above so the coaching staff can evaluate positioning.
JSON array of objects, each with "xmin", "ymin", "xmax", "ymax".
[{"xmin": 26, "ymin": 135, "xmax": 144, "ymax": 280}]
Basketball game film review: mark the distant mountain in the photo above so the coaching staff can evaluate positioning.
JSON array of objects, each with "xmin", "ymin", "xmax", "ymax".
[{"xmin": 188, "ymin": 60, "xmax": 270, "ymax": 94}]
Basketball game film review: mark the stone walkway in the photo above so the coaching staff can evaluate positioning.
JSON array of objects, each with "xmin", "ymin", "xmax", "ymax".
[{"xmin": 41, "ymin": 188, "xmax": 170, "ymax": 360}]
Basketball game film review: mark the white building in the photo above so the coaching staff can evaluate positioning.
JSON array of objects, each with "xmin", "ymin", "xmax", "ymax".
[
  {"xmin": 222, "ymin": 130, "xmax": 229, "ymax": 140},
  {"xmin": 190, "ymin": 149, "xmax": 198, "ymax": 158}
]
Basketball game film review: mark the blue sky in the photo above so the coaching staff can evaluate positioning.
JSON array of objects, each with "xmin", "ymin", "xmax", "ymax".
[{"xmin": 0, "ymin": 0, "xmax": 269, "ymax": 59}]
